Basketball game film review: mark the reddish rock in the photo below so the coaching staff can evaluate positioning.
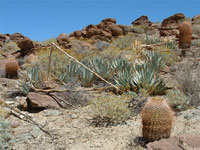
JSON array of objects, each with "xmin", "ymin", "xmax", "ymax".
[
  {"xmin": 17, "ymin": 38, "xmax": 34, "ymax": 51},
  {"xmin": 102, "ymin": 18, "xmax": 117, "ymax": 24},
  {"xmin": 27, "ymin": 92, "xmax": 60, "ymax": 109},
  {"xmin": 74, "ymin": 30, "xmax": 82, "ymax": 38},
  {"xmin": 86, "ymin": 28, "xmax": 101, "ymax": 38},
  {"xmin": 9, "ymin": 33, "xmax": 26, "ymax": 42},
  {"xmin": 132, "ymin": 15, "xmax": 153, "ymax": 26},
  {"xmin": 107, "ymin": 25, "xmax": 123, "ymax": 36},
  {"xmin": 147, "ymin": 134, "xmax": 200, "ymax": 150},
  {"xmin": 192, "ymin": 14, "xmax": 200, "ymax": 24},
  {"xmin": 100, "ymin": 30, "xmax": 112, "ymax": 39},
  {"xmin": 85, "ymin": 24, "xmax": 98, "ymax": 31},
  {"xmin": 56, "ymin": 33, "xmax": 70, "ymax": 48},
  {"xmin": 160, "ymin": 13, "xmax": 185, "ymax": 36}
]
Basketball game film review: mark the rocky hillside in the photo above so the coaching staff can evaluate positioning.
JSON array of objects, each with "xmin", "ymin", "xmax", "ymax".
[{"xmin": 0, "ymin": 12, "xmax": 200, "ymax": 150}]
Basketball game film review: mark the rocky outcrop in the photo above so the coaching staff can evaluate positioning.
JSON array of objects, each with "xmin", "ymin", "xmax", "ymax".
[
  {"xmin": 132, "ymin": 16, "xmax": 153, "ymax": 26},
  {"xmin": 160, "ymin": 13, "xmax": 185, "ymax": 36},
  {"xmin": 70, "ymin": 18, "xmax": 123, "ymax": 41},
  {"xmin": 192, "ymin": 15, "xmax": 200, "ymax": 24},
  {"xmin": 56, "ymin": 33, "xmax": 71, "ymax": 48},
  {"xmin": 147, "ymin": 134, "xmax": 200, "ymax": 150},
  {"xmin": 0, "ymin": 34, "xmax": 9, "ymax": 47},
  {"xmin": 9, "ymin": 33, "xmax": 35, "ymax": 56}
]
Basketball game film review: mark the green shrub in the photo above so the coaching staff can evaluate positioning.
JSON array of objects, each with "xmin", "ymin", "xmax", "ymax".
[
  {"xmin": 166, "ymin": 89, "xmax": 190, "ymax": 111},
  {"xmin": 0, "ymin": 116, "xmax": 14, "ymax": 150},
  {"xmin": 111, "ymin": 33, "xmax": 137, "ymax": 50},
  {"xmin": 90, "ymin": 96, "xmax": 130, "ymax": 126}
]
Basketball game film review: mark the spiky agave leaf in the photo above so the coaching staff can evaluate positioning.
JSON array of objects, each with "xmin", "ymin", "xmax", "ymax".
[
  {"xmin": 131, "ymin": 63, "xmax": 167, "ymax": 95},
  {"xmin": 59, "ymin": 61, "xmax": 79, "ymax": 83},
  {"xmin": 111, "ymin": 57, "xmax": 133, "ymax": 72},
  {"xmin": 114, "ymin": 70, "xmax": 133, "ymax": 91},
  {"xmin": 89, "ymin": 56, "xmax": 112, "ymax": 80},
  {"xmin": 79, "ymin": 59, "xmax": 94, "ymax": 87},
  {"xmin": 144, "ymin": 35, "xmax": 161, "ymax": 45}
]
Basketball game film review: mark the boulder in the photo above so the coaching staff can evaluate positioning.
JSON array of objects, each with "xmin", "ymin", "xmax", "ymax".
[
  {"xmin": 102, "ymin": 18, "xmax": 117, "ymax": 24},
  {"xmin": 147, "ymin": 134, "xmax": 200, "ymax": 150},
  {"xmin": 0, "ymin": 34, "xmax": 9, "ymax": 47},
  {"xmin": 107, "ymin": 25, "xmax": 123, "ymax": 36},
  {"xmin": 86, "ymin": 28, "xmax": 101, "ymax": 38},
  {"xmin": 160, "ymin": 13, "xmax": 185, "ymax": 36},
  {"xmin": 192, "ymin": 14, "xmax": 200, "ymax": 24},
  {"xmin": 56, "ymin": 33, "xmax": 70, "ymax": 48},
  {"xmin": 27, "ymin": 92, "xmax": 60, "ymax": 109},
  {"xmin": 73, "ymin": 30, "xmax": 83, "ymax": 38},
  {"xmin": 132, "ymin": 15, "xmax": 153, "ymax": 26}
]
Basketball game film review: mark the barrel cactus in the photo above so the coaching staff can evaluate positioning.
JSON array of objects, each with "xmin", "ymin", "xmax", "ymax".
[
  {"xmin": 179, "ymin": 21, "xmax": 192, "ymax": 56},
  {"xmin": 141, "ymin": 97, "xmax": 174, "ymax": 142},
  {"xmin": 5, "ymin": 59, "xmax": 19, "ymax": 79}
]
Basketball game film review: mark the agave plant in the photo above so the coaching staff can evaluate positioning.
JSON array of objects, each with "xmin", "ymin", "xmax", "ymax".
[
  {"xmin": 20, "ymin": 82, "xmax": 32, "ymax": 96},
  {"xmin": 114, "ymin": 67, "xmax": 133, "ymax": 91},
  {"xmin": 26, "ymin": 66, "xmax": 45, "ymax": 88},
  {"xmin": 79, "ymin": 59, "xmax": 94, "ymax": 87},
  {"xmin": 131, "ymin": 63, "xmax": 167, "ymax": 95},
  {"xmin": 144, "ymin": 35, "xmax": 161, "ymax": 45},
  {"xmin": 59, "ymin": 61, "xmax": 79, "ymax": 83},
  {"xmin": 89, "ymin": 56, "xmax": 112, "ymax": 80},
  {"xmin": 164, "ymin": 41, "xmax": 178, "ymax": 49},
  {"xmin": 111, "ymin": 57, "xmax": 133, "ymax": 72},
  {"xmin": 143, "ymin": 51, "xmax": 164, "ymax": 72}
]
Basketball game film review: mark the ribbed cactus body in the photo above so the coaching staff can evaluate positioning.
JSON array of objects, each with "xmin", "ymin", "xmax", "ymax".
[
  {"xmin": 179, "ymin": 21, "xmax": 192, "ymax": 49},
  {"xmin": 5, "ymin": 59, "xmax": 19, "ymax": 79},
  {"xmin": 141, "ymin": 97, "xmax": 174, "ymax": 142}
]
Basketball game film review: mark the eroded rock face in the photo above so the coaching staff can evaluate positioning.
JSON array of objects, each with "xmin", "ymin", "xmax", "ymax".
[
  {"xmin": 160, "ymin": 13, "xmax": 185, "ymax": 36},
  {"xmin": 56, "ymin": 33, "xmax": 70, "ymax": 48},
  {"xmin": 192, "ymin": 15, "xmax": 200, "ymax": 24},
  {"xmin": 70, "ymin": 18, "xmax": 123, "ymax": 41},
  {"xmin": 147, "ymin": 134, "xmax": 200, "ymax": 150},
  {"xmin": 132, "ymin": 16, "xmax": 153, "ymax": 26},
  {"xmin": 10, "ymin": 33, "xmax": 34, "ymax": 56}
]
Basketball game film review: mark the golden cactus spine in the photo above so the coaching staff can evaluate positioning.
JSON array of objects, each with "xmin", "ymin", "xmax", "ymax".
[
  {"xmin": 179, "ymin": 21, "xmax": 192, "ymax": 49},
  {"xmin": 5, "ymin": 59, "xmax": 19, "ymax": 79},
  {"xmin": 141, "ymin": 97, "xmax": 174, "ymax": 142}
]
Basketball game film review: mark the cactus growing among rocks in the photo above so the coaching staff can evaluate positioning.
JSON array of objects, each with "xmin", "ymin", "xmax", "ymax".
[
  {"xmin": 5, "ymin": 59, "xmax": 19, "ymax": 79},
  {"xmin": 141, "ymin": 97, "xmax": 174, "ymax": 142},
  {"xmin": 179, "ymin": 21, "xmax": 192, "ymax": 56}
]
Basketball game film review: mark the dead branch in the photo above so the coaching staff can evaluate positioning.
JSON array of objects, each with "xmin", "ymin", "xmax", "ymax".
[{"xmin": 51, "ymin": 42, "xmax": 119, "ymax": 91}]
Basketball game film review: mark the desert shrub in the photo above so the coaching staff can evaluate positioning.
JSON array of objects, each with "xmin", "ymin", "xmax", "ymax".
[
  {"xmin": 93, "ymin": 40, "xmax": 110, "ymax": 51},
  {"xmin": 192, "ymin": 39, "xmax": 200, "ymax": 47},
  {"xmin": 166, "ymin": 89, "xmax": 190, "ymax": 111},
  {"xmin": 174, "ymin": 60, "xmax": 200, "ymax": 106},
  {"xmin": 90, "ymin": 96, "xmax": 130, "ymax": 126},
  {"xmin": 160, "ymin": 51, "xmax": 179, "ymax": 66},
  {"xmin": 111, "ymin": 33, "xmax": 137, "ymax": 50},
  {"xmin": 0, "ymin": 116, "xmax": 14, "ymax": 150},
  {"xmin": 1, "ymin": 40, "xmax": 19, "ymax": 53},
  {"xmin": 192, "ymin": 24, "xmax": 200, "ymax": 34},
  {"xmin": 41, "ymin": 38, "xmax": 57, "ymax": 46}
]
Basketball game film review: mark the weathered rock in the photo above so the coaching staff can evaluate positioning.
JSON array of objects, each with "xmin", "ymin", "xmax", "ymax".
[
  {"xmin": 73, "ymin": 30, "xmax": 82, "ymax": 38},
  {"xmin": 107, "ymin": 25, "xmax": 123, "ymax": 36},
  {"xmin": 0, "ymin": 34, "xmax": 9, "ymax": 47},
  {"xmin": 56, "ymin": 33, "xmax": 70, "ymax": 48},
  {"xmin": 86, "ymin": 28, "xmax": 101, "ymax": 38},
  {"xmin": 27, "ymin": 92, "xmax": 60, "ymax": 109},
  {"xmin": 9, "ymin": 33, "xmax": 26, "ymax": 42},
  {"xmin": 17, "ymin": 38, "xmax": 34, "ymax": 51},
  {"xmin": 147, "ymin": 134, "xmax": 200, "ymax": 150},
  {"xmin": 102, "ymin": 18, "xmax": 117, "ymax": 24},
  {"xmin": 132, "ymin": 15, "xmax": 153, "ymax": 26},
  {"xmin": 192, "ymin": 15, "xmax": 200, "ymax": 24},
  {"xmin": 160, "ymin": 13, "xmax": 185, "ymax": 36}
]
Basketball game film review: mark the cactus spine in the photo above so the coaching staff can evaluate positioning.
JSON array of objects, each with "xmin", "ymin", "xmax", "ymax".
[
  {"xmin": 141, "ymin": 97, "xmax": 174, "ymax": 142},
  {"xmin": 179, "ymin": 21, "xmax": 192, "ymax": 56}
]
